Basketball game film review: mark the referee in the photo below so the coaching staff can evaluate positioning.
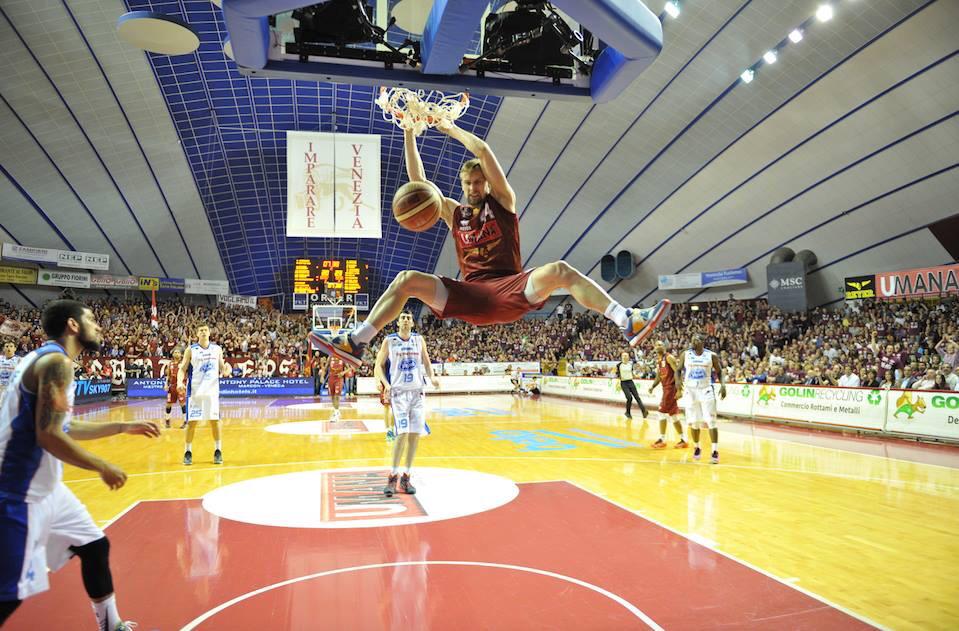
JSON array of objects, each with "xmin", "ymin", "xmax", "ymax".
[{"xmin": 616, "ymin": 351, "xmax": 647, "ymax": 420}]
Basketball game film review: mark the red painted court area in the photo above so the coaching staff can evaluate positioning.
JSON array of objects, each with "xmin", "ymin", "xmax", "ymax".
[{"xmin": 11, "ymin": 482, "xmax": 872, "ymax": 629}]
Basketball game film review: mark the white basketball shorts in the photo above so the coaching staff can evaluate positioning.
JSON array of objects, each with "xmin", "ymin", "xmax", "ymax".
[
  {"xmin": 391, "ymin": 389, "xmax": 427, "ymax": 435},
  {"xmin": 1, "ymin": 482, "xmax": 103, "ymax": 600},
  {"xmin": 187, "ymin": 392, "xmax": 220, "ymax": 422},
  {"xmin": 682, "ymin": 386, "xmax": 717, "ymax": 429}
]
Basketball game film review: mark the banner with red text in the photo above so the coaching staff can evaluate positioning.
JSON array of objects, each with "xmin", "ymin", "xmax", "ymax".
[{"xmin": 286, "ymin": 131, "xmax": 381, "ymax": 239}]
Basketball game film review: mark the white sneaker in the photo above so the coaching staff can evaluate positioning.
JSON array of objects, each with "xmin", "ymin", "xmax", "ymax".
[{"xmin": 114, "ymin": 622, "xmax": 138, "ymax": 631}]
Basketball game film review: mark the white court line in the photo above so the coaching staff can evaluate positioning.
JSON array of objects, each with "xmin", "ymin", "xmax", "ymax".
[
  {"xmin": 179, "ymin": 561, "xmax": 662, "ymax": 631},
  {"xmin": 62, "ymin": 455, "xmax": 959, "ymax": 490},
  {"xmin": 564, "ymin": 480, "xmax": 887, "ymax": 630}
]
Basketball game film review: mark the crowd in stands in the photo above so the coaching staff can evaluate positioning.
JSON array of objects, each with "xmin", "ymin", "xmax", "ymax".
[{"xmin": 2, "ymin": 294, "xmax": 957, "ymax": 391}]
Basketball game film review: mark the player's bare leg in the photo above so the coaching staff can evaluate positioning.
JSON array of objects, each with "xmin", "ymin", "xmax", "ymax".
[
  {"xmin": 384, "ymin": 434, "xmax": 407, "ymax": 496},
  {"xmin": 525, "ymin": 261, "xmax": 670, "ymax": 347},
  {"xmin": 211, "ymin": 420, "xmax": 222, "ymax": 464},
  {"xmin": 401, "ymin": 433, "xmax": 420, "ymax": 494},
  {"xmin": 709, "ymin": 427, "xmax": 719, "ymax": 464},
  {"xmin": 654, "ymin": 415, "xmax": 687, "ymax": 448},
  {"xmin": 311, "ymin": 271, "xmax": 448, "ymax": 366},
  {"xmin": 184, "ymin": 420, "xmax": 198, "ymax": 465}
]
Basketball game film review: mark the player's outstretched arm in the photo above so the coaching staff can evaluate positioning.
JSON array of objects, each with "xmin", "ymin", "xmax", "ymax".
[
  {"xmin": 421, "ymin": 341, "xmax": 439, "ymax": 389},
  {"xmin": 33, "ymin": 354, "xmax": 130, "ymax": 489},
  {"xmin": 404, "ymin": 128, "xmax": 427, "ymax": 182},
  {"xmin": 373, "ymin": 339, "xmax": 390, "ymax": 393},
  {"xmin": 177, "ymin": 346, "xmax": 192, "ymax": 393},
  {"xmin": 673, "ymin": 353, "xmax": 685, "ymax": 397},
  {"xmin": 435, "ymin": 120, "xmax": 516, "ymax": 213}
]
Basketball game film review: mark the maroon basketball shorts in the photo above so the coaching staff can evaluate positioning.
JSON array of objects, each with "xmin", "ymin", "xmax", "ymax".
[{"xmin": 431, "ymin": 270, "xmax": 547, "ymax": 326}]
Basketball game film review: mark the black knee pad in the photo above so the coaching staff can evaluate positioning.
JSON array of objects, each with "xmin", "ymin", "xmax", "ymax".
[
  {"xmin": 165, "ymin": 406, "xmax": 172, "ymax": 413},
  {"xmin": 181, "ymin": 404, "xmax": 187, "ymax": 414},
  {"xmin": 70, "ymin": 537, "xmax": 114, "ymax": 599}
]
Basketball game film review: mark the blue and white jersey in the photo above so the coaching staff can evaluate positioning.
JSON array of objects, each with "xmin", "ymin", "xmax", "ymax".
[
  {"xmin": 0, "ymin": 355, "xmax": 20, "ymax": 389},
  {"xmin": 386, "ymin": 333, "xmax": 426, "ymax": 393},
  {"xmin": 188, "ymin": 342, "xmax": 222, "ymax": 397},
  {"xmin": 683, "ymin": 348, "xmax": 715, "ymax": 390},
  {"xmin": 0, "ymin": 342, "xmax": 73, "ymax": 503}
]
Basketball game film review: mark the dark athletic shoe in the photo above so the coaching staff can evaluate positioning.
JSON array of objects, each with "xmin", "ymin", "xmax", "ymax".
[{"xmin": 384, "ymin": 474, "xmax": 398, "ymax": 497}]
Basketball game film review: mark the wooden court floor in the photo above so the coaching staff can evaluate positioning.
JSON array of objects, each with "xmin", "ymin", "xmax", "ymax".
[{"xmin": 18, "ymin": 393, "xmax": 959, "ymax": 629}]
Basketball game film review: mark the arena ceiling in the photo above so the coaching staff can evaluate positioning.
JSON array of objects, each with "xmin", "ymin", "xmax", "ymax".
[{"xmin": 1, "ymin": 0, "xmax": 956, "ymax": 310}]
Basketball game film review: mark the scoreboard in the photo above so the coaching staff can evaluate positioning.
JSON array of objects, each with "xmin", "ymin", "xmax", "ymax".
[{"xmin": 293, "ymin": 258, "xmax": 369, "ymax": 295}]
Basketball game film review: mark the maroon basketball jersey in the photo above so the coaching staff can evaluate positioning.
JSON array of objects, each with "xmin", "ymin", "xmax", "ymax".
[
  {"xmin": 658, "ymin": 355, "xmax": 676, "ymax": 392},
  {"xmin": 451, "ymin": 195, "xmax": 522, "ymax": 282}
]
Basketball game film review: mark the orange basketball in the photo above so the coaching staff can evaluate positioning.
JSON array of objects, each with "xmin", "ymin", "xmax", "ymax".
[{"xmin": 392, "ymin": 181, "xmax": 442, "ymax": 232}]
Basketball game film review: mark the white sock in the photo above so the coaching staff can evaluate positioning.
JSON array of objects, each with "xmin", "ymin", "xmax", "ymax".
[
  {"xmin": 391, "ymin": 467, "xmax": 398, "ymax": 475},
  {"xmin": 351, "ymin": 321, "xmax": 378, "ymax": 344},
  {"xmin": 711, "ymin": 441, "xmax": 718, "ymax": 451},
  {"xmin": 215, "ymin": 440, "xmax": 222, "ymax": 450},
  {"xmin": 92, "ymin": 594, "xmax": 120, "ymax": 629},
  {"xmin": 185, "ymin": 442, "xmax": 192, "ymax": 453},
  {"xmin": 659, "ymin": 434, "xmax": 665, "ymax": 440},
  {"xmin": 604, "ymin": 301, "xmax": 629, "ymax": 328},
  {"xmin": 405, "ymin": 467, "xmax": 412, "ymax": 475}
]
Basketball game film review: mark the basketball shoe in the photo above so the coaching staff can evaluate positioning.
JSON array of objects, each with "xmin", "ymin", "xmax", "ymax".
[
  {"xmin": 400, "ymin": 473, "xmax": 416, "ymax": 494},
  {"xmin": 309, "ymin": 329, "xmax": 365, "ymax": 367},
  {"xmin": 384, "ymin": 474, "xmax": 398, "ymax": 497},
  {"xmin": 651, "ymin": 438, "xmax": 667, "ymax": 449},
  {"xmin": 622, "ymin": 299, "xmax": 671, "ymax": 347}
]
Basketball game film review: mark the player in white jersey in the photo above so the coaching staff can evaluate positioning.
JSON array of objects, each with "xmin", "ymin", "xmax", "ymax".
[
  {"xmin": 177, "ymin": 323, "xmax": 230, "ymax": 466},
  {"xmin": 0, "ymin": 341, "xmax": 21, "ymax": 399},
  {"xmin": 674, "ymin": 334, "xmax": 726, "ymax": 464},
  {"xmin": 0, "ymin": 300, "xmax": 159, "ymax": 628},
  {"xmin": 374, "ymin": 311, "xmax": 439, "ymax": 496}
]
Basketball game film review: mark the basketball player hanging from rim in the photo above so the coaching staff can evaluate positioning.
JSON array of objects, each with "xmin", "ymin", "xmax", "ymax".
[{"xmin": 311, "ymin": 117, "xmax": 672, "ymax": 366}]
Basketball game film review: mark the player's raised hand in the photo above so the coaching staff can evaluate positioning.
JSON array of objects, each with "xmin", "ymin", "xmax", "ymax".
[
  {"xmin": 124, "ymin": 421, "xmax": 161, "ymax": 438},
  {"xmin": 98, "ymin": 462, "xmax": 127, "ymax": 490},
  {"xmin": 435, "ymin": 118, "xmax": 455, "ymax": 134}
]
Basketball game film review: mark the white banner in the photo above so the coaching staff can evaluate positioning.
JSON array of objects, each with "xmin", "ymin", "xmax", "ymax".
[
  {"xmin": 90, "ymin": 274, "xmax": 138, "ymax": 288},
  {"xmin": 56, "ymin": 250, "xmax": 110, "ymax": 271},
  {"xmin": 185, "ymin": 278, "xmax": 230, "ymax": 295},
  {"xmin": 2, "ymin": 243, "xmax": 58, "ymax": 264},
  {"xmin": 441, "ymin": 362, "xmax": 540, "ymax": 376},
  {"xmin": 2, "ymin": 243, "xmax": 109, "ymax": 270},
  {"xmin": 883, "ymin": 390, "xmax": 959, "ymax": 440},
  {"xmin": 657, "ymin": 273, "xmax": 702, "ymax": 291},
  {"xmin": 751, "ymin": 384, "xmax": 886, "ymax": 430},
  {"xmin": 286, "ymin": 131, "xmax": 381, "ymax": 239},
  {"xmin": 217, "ymin": 294, "xmax": 256, "ymax": 308},
  {"xmin": 357, "ymin": 375, "xmax": 513, "ymax": 395},
  {"xmin": 37, "ymin": 268, "xmax": 91, "ymax": 288}
]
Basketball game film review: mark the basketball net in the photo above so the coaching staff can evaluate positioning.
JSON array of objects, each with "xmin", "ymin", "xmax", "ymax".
[{"xmin": 376, "ymin": 86, "xmax": 469, "ymax": 136}]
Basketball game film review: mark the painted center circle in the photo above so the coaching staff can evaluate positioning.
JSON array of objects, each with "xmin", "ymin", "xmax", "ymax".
[{"xmin": 201, "ymin": 467, "xmax": 519, "ymax": 528}]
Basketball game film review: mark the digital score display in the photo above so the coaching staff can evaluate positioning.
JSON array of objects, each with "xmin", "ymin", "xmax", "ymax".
[{"xmin": 293, "ymin": 258, "xmax": 369, "ymax": 295}]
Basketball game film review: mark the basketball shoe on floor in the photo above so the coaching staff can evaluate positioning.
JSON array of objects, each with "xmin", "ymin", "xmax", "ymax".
[
  {"xmin": 400, "ymin": 473, "xmax": 416, "ymax": 494},
  {"xmin": 309, "ymin": 329, "xmax": 365, "ymax": 367},
  {"xmin": 711, "ymin": 451, "xmax": 719, "ymax": 465},
  {"xmin": 693, "ymin": 446, "xmax": 701, "ymax": 461},
  {"xmin": 651, "ymin": 438, "xmax": 667, "ymax": 449},
  {"xmin": 675, "ymin": 439, "xmax": 689, "ymax": 449},
  {"xmin": 623, "ymin": 299, "xmax": 672, "ymax": 347},
  {"xmin": 213, "ymin": 449, "xmax": 222, "ymax": 465},
  {"xmin": 183, "ymin": 450, "xmax": 192, "ymax": 466},
  {"xmin": 384, "ymin": 474, "xmax": 398, "ymax": 497}
]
